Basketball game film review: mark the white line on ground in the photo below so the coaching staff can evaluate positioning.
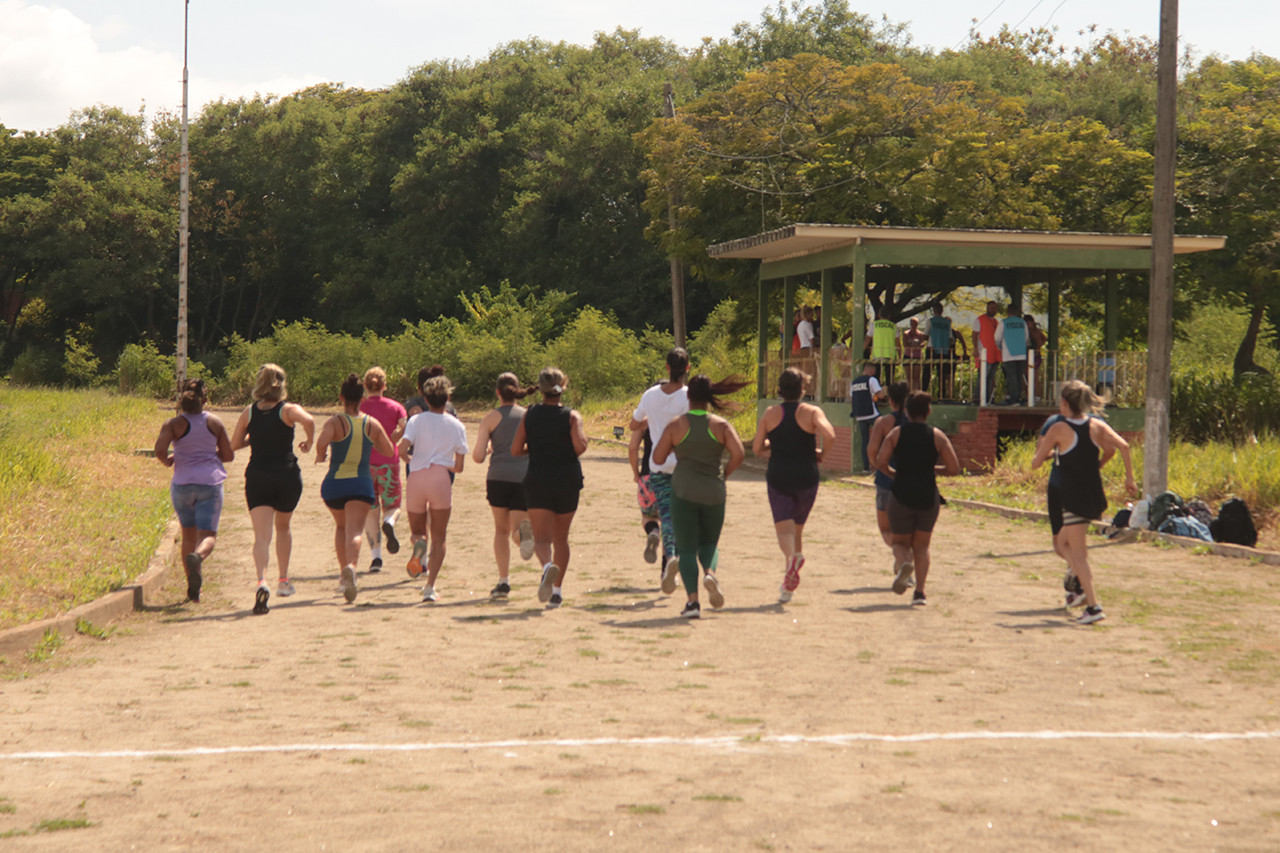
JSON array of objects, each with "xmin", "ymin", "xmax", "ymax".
[{"xmin": 4, "ymin": 730, "xmax": 1280, "ymax": 761}]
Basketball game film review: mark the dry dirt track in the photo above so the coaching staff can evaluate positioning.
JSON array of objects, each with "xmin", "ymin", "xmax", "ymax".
[{"xmin": 2, "ymin": 418, "xmax": 1279, "ymax": 851}]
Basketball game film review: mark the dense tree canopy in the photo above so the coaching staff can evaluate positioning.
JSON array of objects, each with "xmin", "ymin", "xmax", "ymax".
[{"xmin": 0, "ymin": 1, "xmax": 1275, "ymax": 378}]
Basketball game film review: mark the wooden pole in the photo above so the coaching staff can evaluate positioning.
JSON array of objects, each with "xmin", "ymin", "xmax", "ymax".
[
  {"xmin": 1144, "ymin": 0, "xmax": 1178, "ymax": 497},
  {"xmin": 662, "ymin": 83, "xmax": 686, "ymax": 348},
  {"xmin": 176, "ymin": 0, "xmax": 190, "ymax": 389}
]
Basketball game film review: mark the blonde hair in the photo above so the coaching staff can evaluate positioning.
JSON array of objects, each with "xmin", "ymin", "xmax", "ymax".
[
  {"xmin": 537, "ymin": 367, "xmax": 568, "ymax": 396},
  {"xmin": 252, "ymin": 364, "xmax": 287, "ymax": 403},
  {"xmin": 362, "ymin": 366, "xmax": 386, "ymax": 392},
  {"xmin": 1060, "ymin": 379, "xmax": 1104, "ymax": 416}
]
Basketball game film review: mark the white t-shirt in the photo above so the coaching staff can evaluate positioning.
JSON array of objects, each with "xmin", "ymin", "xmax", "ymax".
[
  {"xmin": 797, "ymin": 319, "xmax": 815, "ymax": 349},
  {"xmin": 402, "ymin": 411, "xmax": 469, "ymax": 473},
  {"xmin": 632, "ymin": 383, "xmax": 689, "ymax": 475}
]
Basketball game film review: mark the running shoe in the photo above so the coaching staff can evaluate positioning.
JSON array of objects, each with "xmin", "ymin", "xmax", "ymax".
[
  {"xmin": 660, "ymin": 556, "xmax": 680, "ymax": 594},
  {"xmin": 911, "ymin": 590, "xmax": 927, "ymax": 607},
  {"xmin": 277, "ymin": 579, "xmax": 295, "ymax": 597},
  {"xmin": 421, "ymin": 586, "xmax": 439, "ymax": 603},
  {"xmin": 340, "ymin": 565, "xmax": 358, "ymax": 604},
  {"xmin": 680, "ymin": 600, "xmax": 701, "ymax": 619},
  {"xmin": 703, "ymin": 572, "xmax": 725, "ymax": 609},
  {"xmin": 1063, "ymin": 570, "xmax": 1083, "ymax": 595},
  {"xmin": 777, "ymin": 585, "xmax": 793, "ymax": 604},
  {"xmin": 406, "ymin": 539, "xmax": 427, "ymax": 577},
  {"xmin": 184, "ymin": 552, "xmax": 203, "ymax": 602},
  {"xmin": 1076, "ymin": 605, "xmax": 1106, "ymax": 625},
  {"xmin": 518, "ymin": 520, "xmax": 535, "ymax": 561},
  {"xmin": 369, "ymin": 557, "xmax": 383, "ymax": 573},
  {"xmin": 253, "ymin": 584, "xmax": 270, "ymax": 615},
  {"xmin": 892, "ymin": 556, "xmax": 914, "ymax": 595},
  {"xmin": 643, "ymin": 529, "xmax": 661, "ymax": 564},
  {"xmin": 783, "ymin": 554, "xmax": 805, "ymax": 592},
  {"xmin": 490, "ymin": 581, "xmax": 511, "ymax": 599},
  {"xmin": 1065, "ymin": 590, "xmax": 1087, "ymax": 608},
  {"xmin": 547, "ymin": 592, "xmax": 563, "ymax": 609},
  {"xmin": 538, "ymin": 564, "xmax": 558, "ymax": 603},
  {"xmin": 382, "ymin": 519, "xmax": 400, "ymax": 555}
]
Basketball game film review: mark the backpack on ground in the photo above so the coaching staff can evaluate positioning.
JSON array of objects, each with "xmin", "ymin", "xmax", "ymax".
[
  {"xmin": 1149, "ymin": 491, "xmax": 1185, "ymax": 531},
  {"xmin": 1185, "ymin": 499, "xmax": 1214, "ymax": 529},
  {"xmin": 1158, "ymin": 514, "xmax": 1213, "ymax": 542},
  {"xmin": 1210, "ymin": 498, "xmax": 1258, "ymax": 548}
]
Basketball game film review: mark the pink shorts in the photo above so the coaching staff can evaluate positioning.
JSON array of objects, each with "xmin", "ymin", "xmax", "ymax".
[{"xmin": 405, "ymin": 465, "xmax": 453, "ymax": 513}]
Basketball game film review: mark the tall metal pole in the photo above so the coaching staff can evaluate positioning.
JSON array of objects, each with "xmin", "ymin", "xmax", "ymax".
[
  {"xmin": 662, "ymin": 83, "xmax": 687, "ymax": 348},
  {"xmin": 176, "ymin": 0, "xmax": 190, "ymax": 389},
  {"xmin": 1144, "ymin": 0, "xmax": 1178, "ymax": 497}
]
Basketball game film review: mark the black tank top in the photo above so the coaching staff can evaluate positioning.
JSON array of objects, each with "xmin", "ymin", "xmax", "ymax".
[
  {"xmin": 890, "ymin": 421, "xmax": 939, "ymax": 510},
  {"xmin": 523, "ymin": 404, "xmax": 583, "ymax": 488},
  {"xmin": 766, "ymin": 402, "xmax": 819, "ymax": 491},
  {"xmin": 247, "ymin": 402, "xmax": 297, "ymax": 471},
  {"xmin": 1057, "ymin": 418, "xmax": 1107, "ymax": 519}
]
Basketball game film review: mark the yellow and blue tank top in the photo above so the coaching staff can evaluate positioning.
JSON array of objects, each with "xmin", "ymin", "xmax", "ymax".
[{"xmin": 320, "ymin": 414, "xmax": 375, "ymax": 502}]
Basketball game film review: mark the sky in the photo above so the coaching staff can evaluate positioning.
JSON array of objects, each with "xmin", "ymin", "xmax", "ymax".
[{"xmin": 0, "ymin": 0, "xmax": 1273, "ymax": 134}]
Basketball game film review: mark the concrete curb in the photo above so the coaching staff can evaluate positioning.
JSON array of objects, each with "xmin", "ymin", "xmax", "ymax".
[{"xmin": 0, "ymin": 519, "xmax": 180, "ymax": 661}]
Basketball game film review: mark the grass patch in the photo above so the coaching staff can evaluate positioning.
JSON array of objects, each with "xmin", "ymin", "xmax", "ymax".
[
  {"xmin": 622, "ymin": 804, "xmax": 665, "ymax": 815},
  {"xmin": 34, "ymin": 817, "xmax": 94, "ymax": 832},
  {"xmin": 25, "ymin": 629, "xmax": 64, "ymax": 663},
  {"xmin": 0, "ymin": 388, "xmax": 173, "ymax": 631},
  {"xmin": 693, "ymin": 794, "xmax": 743, "ymax": 802},
  {"xmin": 74, "ymin": 618, "xmax": 114, "ymax": 640}
]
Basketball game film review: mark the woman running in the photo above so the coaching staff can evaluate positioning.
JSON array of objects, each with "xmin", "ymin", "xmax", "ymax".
[
  {"xmin": 230, "ymin": 364, "xmax": 315, "ymax": 614},
  {"xmin": 154, "ymin": 378, "xmax": 234, "ymax": 603},
  {"xmin": 1031, "ymin": 379, "xmax": 1137, "ymax": 624},
  {"xmin": 653, "ymin": 375, "xmax": 747, "ymax": 618},
  {"xmin": 473, "ymin": 373, "xmax": 537, "ymax": 598},
  {"xmin": 752, "ymin": 367, "xmax": 835, "ymax": 603},
  {"xmin": 359, "ymin": 367, "xmax": 407, "ymax": 573},
  {"xmin": 315, "ymin": 373, "xmax": 395, "ymax": 605},
  {"xmin": 627, "ymin": 422, "xmax": 662, "ymax": 564},
  {"xmin": 401, "ymin": 364, "xmax": 457, "ymax": 554},
  {"xmin": 399, "ymin": 375, "xmax": 468, "ymax": 602},
  {"xmin": 874, "ymin": 391, "xmax": 960, "ymax": 607},
  {"xmin": 511, "ymin": 367, "xmax": 588, "ymax": 609},
  {"xmin": 866, "ymin": 381, "xmax": 910, "ymax": 553},
  {"xmin": 630, "ymin": 348, "xmax": 690, "ymax": 591}
]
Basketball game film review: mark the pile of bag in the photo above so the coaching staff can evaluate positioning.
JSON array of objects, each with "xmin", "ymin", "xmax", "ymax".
[{"xmin": 1119, "ymin": 492, "xmax": 1258, "ymax": 547}]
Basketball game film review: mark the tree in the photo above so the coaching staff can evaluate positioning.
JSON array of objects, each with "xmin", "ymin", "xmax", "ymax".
[{"xmin": 1178, "ymin": 56, "xmax": 1280, "ymax": 378}]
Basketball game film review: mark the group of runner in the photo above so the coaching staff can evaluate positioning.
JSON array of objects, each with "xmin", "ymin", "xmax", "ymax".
[{"xmin": 153, "ymin": 350, "xmax": 1135, "ymax": 624}]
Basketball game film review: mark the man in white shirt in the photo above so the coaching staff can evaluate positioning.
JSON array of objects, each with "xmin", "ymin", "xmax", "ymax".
[{"xmin": 629, "ymin": 348, "xmax": 690, "ymax": 588}]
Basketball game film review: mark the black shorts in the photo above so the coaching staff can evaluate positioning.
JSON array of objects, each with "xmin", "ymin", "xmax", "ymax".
[
  {"xmin": 887, "ymin": 492, "xmax": 941, "ymax": 535},
  {"xmin": 486, "ymin": 479, "xmax": 528, "ymax": 512},
  {"xmin": 524, "ymin": 481, "xmax": 581, "ymax": 515},
  {"xmin": 323, "ymin": 495, "xmax": 375, "ymax": 511},
  {"xmin": 245, "ymin": 466, "xmax": 303, "ymax": 513}
]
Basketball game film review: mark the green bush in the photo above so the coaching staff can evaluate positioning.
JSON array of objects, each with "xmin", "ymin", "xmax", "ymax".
[
  {"xmin": 544, "ymin": 307, "xmax": 647, "ymax": 405},
  {"xmin": 7, "ymin": 345, "xmax": 62, "ymax": 386},
  {"xmin": 223, "ymin": 320, "xmax": 368, "ymax": 406},
  {"xmin": 1171, "ymin": 371, "xmax": 1280, "ymax": 444},
  {"xmin": 114, "ymin": 341, "xmax": 209, "ymax": 399}
]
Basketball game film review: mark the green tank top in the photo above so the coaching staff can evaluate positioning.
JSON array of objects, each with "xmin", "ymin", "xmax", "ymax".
[
  {"xmin": 671, "ymin": 411, "xmax": 726, "ymax": 505},
  {"xmin": 872, "ymin": 319, "xmax": 897, "ymax": 359}
]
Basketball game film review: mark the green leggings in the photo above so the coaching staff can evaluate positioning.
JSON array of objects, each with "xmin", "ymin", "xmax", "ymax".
[{"xmin": 669, "ymin": 494, "xmax": 724, "ymax": 595}]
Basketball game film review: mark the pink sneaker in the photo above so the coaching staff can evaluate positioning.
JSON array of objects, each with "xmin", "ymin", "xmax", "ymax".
[{"xmin": 783, "ymin": 554, "xmax": 804, "ymax": 592}]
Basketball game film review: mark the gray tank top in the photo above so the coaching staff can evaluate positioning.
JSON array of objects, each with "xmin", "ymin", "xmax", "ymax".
[{"xmin": 486, "ymin": 405, "xmax": 528, "ymax": 483}]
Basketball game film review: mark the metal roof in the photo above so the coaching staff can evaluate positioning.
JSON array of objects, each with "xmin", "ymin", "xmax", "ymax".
[{"xmin": 706, "ymin": 223, "xmax": 1227, "ymax": 263}]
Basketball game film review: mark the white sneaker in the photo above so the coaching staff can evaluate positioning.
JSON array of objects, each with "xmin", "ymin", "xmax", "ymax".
[
  {"xmin": 778, "ymin": 584, "xmax": 793, "ymax": 604},
  {"xmin": 892, "ymin": 556, "xmax": 913, "ymax": 595},
  {"xmin": 340, "ymin": 565, "xmax": 358, "ymax": 604},
  {"xmin": 518, "ymin": 519, "xmax": 535, "ymax": 561},
  {"xmin": 643, "ymin": 529, "xmax": 660, "ymax": 564},
  {"xmin": 703, "ymin": 572, "xmax": 724, "ymax": 609},
  {"xmin": 422, "ymin": 586, "xmax": 439, "ymax": 603},
  {"xmin": 661, "ymin": 556, "xmax": 680, "ymax": 594},
  {"xmin": 277, "ymin": 579, "xmax": 295, "ymax": 597},
  {"xmin": 538, "ymin": 564, "xmax": 558, "ymax": 603}
]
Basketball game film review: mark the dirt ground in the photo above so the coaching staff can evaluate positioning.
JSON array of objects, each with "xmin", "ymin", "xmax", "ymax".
[{"xmin": 2, "ymin": 413, "xmax": 1279, "ymax": 851}]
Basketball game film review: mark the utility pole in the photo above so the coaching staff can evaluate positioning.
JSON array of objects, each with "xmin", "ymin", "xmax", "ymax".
[
  {"xmin": 662, "ymin": 83, "xmax": 687, "ymax": 348},
  {"xmin": 1144, "ymin": 0, "xmax": 1178, "ymax": 497},
  {"xmin": 176, "ymin": 0, "xmax": 191, "ymax": 389}
]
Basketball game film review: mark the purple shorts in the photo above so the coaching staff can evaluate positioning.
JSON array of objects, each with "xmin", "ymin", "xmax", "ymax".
[{"xmin": 767, "ymin": 483, "xmax": 819, "ymax": 525}]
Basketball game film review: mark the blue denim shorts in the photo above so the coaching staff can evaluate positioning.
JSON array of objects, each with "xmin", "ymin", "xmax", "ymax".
[{"xmin": 171, "ymin": 482, "xmax": 224, "ymax": 531}]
